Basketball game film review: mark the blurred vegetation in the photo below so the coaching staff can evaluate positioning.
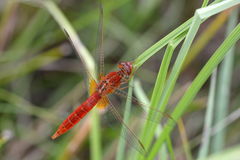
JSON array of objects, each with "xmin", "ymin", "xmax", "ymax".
[{"xmin": 0, "ymin": 0, "xmax": 239, "ymax": 160}]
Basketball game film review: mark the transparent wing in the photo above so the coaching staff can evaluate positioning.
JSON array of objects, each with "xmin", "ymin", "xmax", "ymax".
[
  {"xmin": 112, "ymin": 87, "xmax": 175, "ymax": 124},
  {"xmin": 100, "ymin": 88, "xmax": 175, "ymax": 157},
  {"xmin": 104, "ymin": 96, "xmax": 147, "ymax": 156},
  {"xmin": 62, "ymin": 28, "xmax": 98, "ymax": 85},
  {"xmin": 96, "ymin": 0, "xmax": 105, "ymax": 76}
]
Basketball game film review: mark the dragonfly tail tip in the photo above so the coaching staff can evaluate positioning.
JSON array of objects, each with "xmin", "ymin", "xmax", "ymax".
[{"xmin": 51, "ymin": 132, "xmax": 59, "ymax": 140}]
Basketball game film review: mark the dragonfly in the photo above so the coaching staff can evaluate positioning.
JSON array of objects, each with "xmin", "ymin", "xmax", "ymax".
[
  {"xmin": 51, "ymin": 61, "xmax": 133, "ymax": 139},
  {"xmin": 51, "ymin": 1, "xmax": 172, "ymax": 156}
]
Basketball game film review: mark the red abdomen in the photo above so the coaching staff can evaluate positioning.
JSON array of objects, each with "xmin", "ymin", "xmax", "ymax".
[{"xmin": 51, "ymin": 91, "xmax": 101, "ymax": 139}]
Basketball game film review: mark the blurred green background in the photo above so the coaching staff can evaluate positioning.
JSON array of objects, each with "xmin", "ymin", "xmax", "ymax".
[{"xmin": 0, "ymin": 0, "xmax": 239, "ymax": 160}]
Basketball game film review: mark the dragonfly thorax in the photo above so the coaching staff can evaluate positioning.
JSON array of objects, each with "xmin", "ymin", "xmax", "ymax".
[{"xmin": 97, "ymin": 72, "xmax": 122, "ymax": 95}]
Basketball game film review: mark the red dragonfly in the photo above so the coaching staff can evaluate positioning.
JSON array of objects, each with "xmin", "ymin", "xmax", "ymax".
[
  {"xmin": 51, "ymin": 61, "xmax": 133, "ymax": 139},
  {"xmin": 51, "ymin": 2, "xmax": 170, "ymax": 156}
]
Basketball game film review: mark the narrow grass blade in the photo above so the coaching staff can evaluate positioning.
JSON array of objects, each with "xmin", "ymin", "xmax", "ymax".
[
  {"xmin": 42, "ymin": 0, "xmax": 96, "ymax": 77},
  {"xmin": 178, "ymin": 119, "xmax": 193, "ymax": 160},
  {"xmin": 133, "ymin": 18, "xmax": 191, "ymax": 70},
  {"xmin": 133, "ymin": 0, "xmax": 233, "ymax": 70},
  {"xmin": 210, "ymin": 108, "xmax": 240, "ymax": 136},
  {"xmin": 197, "ymin": 0, "xmax": 240, "ymax": 19},
  {"xmin": 182, "ymin": 10, "xmax": 230, "ymax": 71},
  {"xmin": 202, "ymin": 0, "xmax": 209, "ymax": 7},
  {"xmin": 140, "ymin": 35, "xmax": 185, "ymax": 154},
  {"xmin": 40, "ymin": 1, "xmax": 101, "ymax": 160},
  {"xmin": 131, "ymin": 80, "xmax": 169, "ymax": 160},
  {"xmin": 146, "ymin": 24, "xmax": 240, "ymax": 160},
  {"xmin": 90, "ymin": 110, "xmax": 102, "ymax": 160},
  {"xmin": 116, "ymin": 78, "xmax": 134, "ymax": 160},
  {"xmin": 133, "ymin": 79, "xmax": 150, "ymax": 105},
  {"xmin": 211, "ymin": 8, "xmax": 238, "ymax": 153},
  {"xmin": 198, "ymin": 69, "xmax": 218, "ymax": 158},
  {"xmin": 166, "ymin": 136, "xmax": 175, "ymax": 160},
  {"xmin": 141, "ymin": 2, "xmax": 239, "ymax": 159},
  {"xmin": 139, "ymin": 15, "xmax": 203, "ymax": 159}
]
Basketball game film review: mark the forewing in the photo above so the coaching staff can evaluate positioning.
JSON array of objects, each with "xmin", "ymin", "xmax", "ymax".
[
  {"xmin": 96, "ymin": 0, "xmax": 105, "ymax": 76},
  {"xmin": 113, "ymin": 88, "xmax": 175, "ymax": 124},
  {"xmin": 101, "ymin": 96, "xmax": 147, "ymax": 156}
]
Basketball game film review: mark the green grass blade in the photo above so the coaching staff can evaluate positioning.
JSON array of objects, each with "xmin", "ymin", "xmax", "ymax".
[
  {"xmin": 133, "ymin": 0, "xmax": 239, "ymax": 71},
  {"xmin": 178, "ymin": 119, "xmax": 193, "ymax": 160},
  {"xmin": 147, "ymin": 23, "xmax": 240, "ymax": 160},
  {"xmin": 140, "ymin": 34, "xmax": 185, "ymax": 153},
  {"xmin": 90, "ymin": 110, "xmax": 102, "ymax": 160},
  {"xmin": 141, "ymin": 2, "xmax": 239, "ymax": 159},
  {"xmin": 182, "ymin": 11, "xmax": 229, "ymax": 71},
  {"xmin": 132, "ymin": 0, "xmax": 232, "ymax": 70},
  {"xmin": 139, "ymin": 14, "xmax": 202, "ymax": 160},
  {"xmin": 197, "ymin": 0, "xmax": 240, "ymax": 19},
  {"xmin": 201, "ymin": 0, "xmax": 209, "ymax": 7},
  {"xmin": 211, "ymin": 8, "xmax": 239, "ymax": 153},
  {"xmin": 134, "ymin": 35, "xmax": 184, "ymax": 160},
  {"xmin": 166, "ymin": 136, "xmax": 175, "ymax": 160},
  {"xmin": 133, "ymin": 18, "xmax": 191, "ymax": 70},
  {"xmin": 42, "ymin": 0, "xmax": 96, "ymax": 77},
  {"xmin": 211, "ymin": 108, "xmax": 240, "ymax": 136},
  {"xmin": 116, "ymin": 78, "xmax": 133, "ymax": 160},
  {"xmin": 132, "ymin": 80, "xmax": 169, "ymax": 160},
  {"xmin": 133, "ymin": 79, "xmax": 150, "ymax": 105},
  {"xmin": 198, "ymin": 69, "xmax": 218, "ymax": 158},
  {"xmin": 40, "ymin": 1, "xmax": 101, "ymax": 160}
]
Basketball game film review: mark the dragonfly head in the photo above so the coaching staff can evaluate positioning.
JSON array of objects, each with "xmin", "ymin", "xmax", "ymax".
[{"xmin": 118, "ymin": 62, "xmax": 133, "ymax": 76}]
